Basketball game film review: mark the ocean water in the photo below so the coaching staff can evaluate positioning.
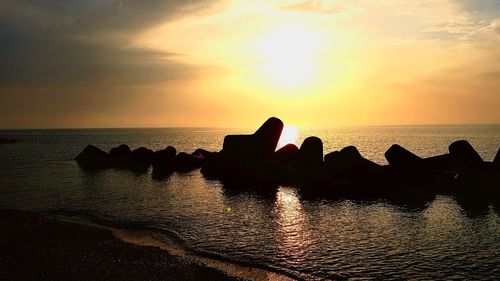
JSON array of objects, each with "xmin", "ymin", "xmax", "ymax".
[{"xmin": 0, "ymin": 125, "xmax": 499, "ymax": 280}]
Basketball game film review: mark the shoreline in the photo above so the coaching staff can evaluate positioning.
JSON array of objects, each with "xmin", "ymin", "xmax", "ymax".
[{"xmin": 0, "ymin": 208, "xmax": 297, "ymax": 281}]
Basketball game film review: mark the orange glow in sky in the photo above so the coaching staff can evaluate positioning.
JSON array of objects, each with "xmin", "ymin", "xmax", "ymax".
[{"xmin": 1, "ymin": 0, "xmax": 499, "ymax": 128}]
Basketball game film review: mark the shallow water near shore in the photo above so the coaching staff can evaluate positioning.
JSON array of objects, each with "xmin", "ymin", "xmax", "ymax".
[{"xmin": 1, "ymin": 125, "xmax": 499, "ymax": 280}]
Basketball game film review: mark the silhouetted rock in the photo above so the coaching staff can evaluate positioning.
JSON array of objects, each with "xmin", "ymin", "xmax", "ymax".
[
  {"xmin": 164, "ymin": 146, "xmax": 177, "ymax": 158},
  {"xmin": 323, "ymin": 146, "xmax": 379, "ymax": 175},
  {"xmin": 109, "ymin": 144, "xmax": 132, "ymax": 168},
  {"xmin": 222, "ymin": 135, "xmax": 253, "ymax": 161},
  {"xmin": 453, "ymin": 165, "xmax": 500, "ymax": 208},
  {"xmin": 205, "ymin": 117, "xmax": 284, "ymax": 183},
  {"xmin": 274, "ymin": 144, "xmax": 299, "ymax": 162},
  {"xmin": 200, "ymin": 152, "xmax": 223, "ymax": 179},
  {"xmin": 222, "ymin": 117, "xmax": 284, "ymax": 161},
  {"xmin": 75, "ymin": 145, "xmax": 110, "ymax": 169},
  {"xmin": 494, "ymin": 148, "xmax": 500, "ymax": 170},
  {"xmin": 191, "ymin": 149, "xmax": 219, "ymax": 174},
  {"xmin": 175, "ymin": 152, "xmax": 203, "ymax": 172},
  {"xmin": 130, "ymin": 147, "xmax": 153, "ymax": 172},
  {"xmin": 449, "ymin": 140, "xmax": 483, "ymax": 170},
  {"xmin": 152, "ymin": 149, "xmax": 176, "ymax": 178},
  {"xmin": 0, "ymin": 137, "xmax": 16, "ymax": 144},
  {"xmin": 302, "ymin": 146, "xmax": 384, "ymax": 198},
  {"xmin": 109, "ymin": 144, "xmax": 131, "ymax": 157},
  {"xmin": 382, "ymin": 145, "xmax": 431, "ymax": 187},
  {"xmin": 253, "ymin": 117, "xmax": 285, "ymax": 157},
  {"xmin": 73, "ymin": 117, "xmax": 499, "ymax": 205},
  {"xmin": 385, "ymin": 144, "xmax": 421, "ymax": 165},
  {"xmin": 312, "ymin": 147, "xmax": 366, "ymax": 184},
  {"xmin": 244, "ymin": 158, "xmax": 281, "ymax": 184},
  {"xmin": 421, "ymin": 154, "xmax": 453, "ymax": 171},
  {"xmin": 192, "ymin": 148, "xmax": 216, "ymax": 161},
  {"xmin": 297, "ymin": 137, "xmax": 323, "ymax": 170},
  {"xmin": 77, "ymin": 144, "xmax": 157, "ymax": 173},
  {"xmin": 266, "ymin": 144, "xmax": 302, "ymax": 184}
]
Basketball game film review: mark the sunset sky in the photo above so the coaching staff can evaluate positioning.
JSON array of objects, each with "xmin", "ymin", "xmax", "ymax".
[{"xmin": 1, "ymin": 0, "xmax": 499, "ymax": 128}]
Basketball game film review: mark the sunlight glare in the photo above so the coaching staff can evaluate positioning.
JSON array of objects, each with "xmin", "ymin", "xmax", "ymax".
[
  {"xmin": 255, "ymin": 25, "xmax": 322, "ymax": 89},
  {"xmin": 278, "ymin": 125, "xmax": 299, "ymax": 148}
]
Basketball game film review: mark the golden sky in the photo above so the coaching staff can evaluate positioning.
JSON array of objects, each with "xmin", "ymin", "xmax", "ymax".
[{"xmin": 1, "ymin": 0, "xmax": 499, "ymax": 128}]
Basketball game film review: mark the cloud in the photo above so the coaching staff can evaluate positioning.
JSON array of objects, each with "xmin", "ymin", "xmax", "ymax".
[
  {"xmin": 280, "ymin": 0, "xmax": 345, "ymax": 14},
  {"xmin": 0, "ymin": 0, "xmax": 217, "ymax": 87},
  {"xmin": 1, "ymin": 0, "xmax": 499, "ymax": 128},
  {"xmin": 280, "ymin": 1, "xmax": 500, "ymax": 42},
  {"xmin": 455, "ymin": 0, "xmax": 500, "ymax": 20},
  {"xmin": 0, "ymin": 0, "xmax": 215, "ymax": 32},
  {"xmin": 0, "ymin": 25, "xmax": 200, "ymax": 86},
  {"xmin": 0, "ymin": 0, "xmax": 220, "ymax": 128},
  {"xmin": 489, "ymin": 18, "xmax": 500, "ymax": 34}
]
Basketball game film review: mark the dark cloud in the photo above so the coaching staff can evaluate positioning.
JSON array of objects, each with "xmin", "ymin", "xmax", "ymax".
[
  {"xmin": 0, "ymin": 24, "xmax": 199, "ymax": 86},
  {"xmin": 0, "ymin": 0, "xmax": 214, "ymax": 32},
  {"xmin": 456, "ymin": 0, "xmax": 500, "ymax": 20},
  {"xmin": 0, "ymin": 0, "xmax": 219, "ymax": 128},
  {"xmin": 78, "ymin": 0, "xmax": 213, "ymax": 33},
  {"xmin": 0, "ymin": 0, "xmax": 216, "ymax": 87}
]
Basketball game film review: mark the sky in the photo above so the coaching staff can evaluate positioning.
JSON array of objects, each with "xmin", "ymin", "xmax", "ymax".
[{"xmin": 0, "ymin": 0, "xmax": 499, "ymax": 128}]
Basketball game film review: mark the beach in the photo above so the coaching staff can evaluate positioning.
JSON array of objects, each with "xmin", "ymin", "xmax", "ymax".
[
  {"xmin": 0, "ymin": 209, "xmax": 294, "ymax": 281},
  {"xmin": 2, "ymin": 0, "xmax": 500, "ymax": 279}
]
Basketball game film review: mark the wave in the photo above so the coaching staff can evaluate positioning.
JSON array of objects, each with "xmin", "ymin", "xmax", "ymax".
[{"xmin": 45, "ymin": 208, "xmax": 313, "ymax": 281}]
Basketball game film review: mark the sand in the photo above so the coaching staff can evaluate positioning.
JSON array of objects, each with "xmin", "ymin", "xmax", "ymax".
[{"xmin": 0, "ymin": 209, "xmax": 297, "ymax": 281}]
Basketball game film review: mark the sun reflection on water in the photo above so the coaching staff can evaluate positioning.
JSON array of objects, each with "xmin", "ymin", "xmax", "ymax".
[{"xmin": 274, "ymin": 187, "xmax": 313, "ymax": 265}]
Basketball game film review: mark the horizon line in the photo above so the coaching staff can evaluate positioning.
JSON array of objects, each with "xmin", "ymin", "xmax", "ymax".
[{"xmin": 1, "ymin": 122, "xmax": 500, "ymax": 130}]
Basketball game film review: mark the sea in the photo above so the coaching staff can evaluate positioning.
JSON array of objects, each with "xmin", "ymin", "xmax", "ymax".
[{"xmin": 1, "ymin": 125, "xmax": 499, "ymax": 280}]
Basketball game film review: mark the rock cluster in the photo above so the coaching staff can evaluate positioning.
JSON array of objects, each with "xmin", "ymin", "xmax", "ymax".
[
  {"xmin": 75, "ymin": 117, "xmax": 499, "ymax": 205},
  {"xmin": 75, "ymin": 144, "xmax": 204, "ymax": 177}
]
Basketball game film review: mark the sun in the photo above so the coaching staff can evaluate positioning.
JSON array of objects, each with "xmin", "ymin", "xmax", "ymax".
[
  {"xmin": 278, "ymin": 125, "xmax": 299, "ymax": 148},
  {"xmin": 255, "ymin": 25, "xmax": 322, "ymax": 89}
]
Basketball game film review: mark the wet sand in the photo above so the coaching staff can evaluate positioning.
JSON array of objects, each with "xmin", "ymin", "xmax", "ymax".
[{"xmin": 0, "ymin": 209, "xmax": 296, "ymax": 281}]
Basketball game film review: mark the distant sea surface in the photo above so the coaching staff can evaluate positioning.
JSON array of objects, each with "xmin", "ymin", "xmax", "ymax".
[{"xmin": 1, "ymin": 125, "xmax": 499, "ymax": 280}]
